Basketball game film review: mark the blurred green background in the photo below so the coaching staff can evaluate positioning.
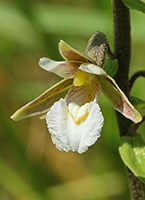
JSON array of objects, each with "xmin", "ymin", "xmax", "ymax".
[{"xmin": 1, "ymin": 0, "xmax": 145, "ymax": 199}]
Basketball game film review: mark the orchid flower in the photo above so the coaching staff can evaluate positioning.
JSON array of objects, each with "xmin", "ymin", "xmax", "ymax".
[{"xmin": 11, "ymin": 32, "xmax": 142, "ymax": 154}]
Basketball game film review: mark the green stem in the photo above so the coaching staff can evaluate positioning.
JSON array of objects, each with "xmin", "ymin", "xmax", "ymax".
[{"xmin": 111, "ymin": 0, "xmax": 145, "ymax": 199}]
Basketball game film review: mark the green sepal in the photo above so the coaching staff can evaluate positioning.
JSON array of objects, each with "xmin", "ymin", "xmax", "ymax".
[
  {"xmin": 130, "ymin": 96, "xmax": 145, "ymax": 109},
  {"xmin": 11, "ymin": 78, "xmax": 73, "ymax": 121},
  {"xmin": 103, "ymin": 58, "xmax": 118, "ymax": 77},
  {"xmin": 123, "ymin": 0, "xmax": 145, "ymax": 13},
  {"xmin": 119, "ymin": 134, "xmax": 145, "ymax": 184},
  {"xmin": 79, "ymin": 63, "xmax": 142, "ymax": 123}
]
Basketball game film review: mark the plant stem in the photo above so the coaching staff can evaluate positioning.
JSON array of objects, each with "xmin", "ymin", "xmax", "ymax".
[
  {"xmin": 112, "ymin": 0, "xmax": 132, "ymax": 136},
  {"xmin": 129, "ymin": 71, "xmax": 145, "ymax": 92},
  {"xmin": 128, "ymin": 169, "xmax": 145, "ymax": 200},
  {"xmin": 111, "ymin": 0, "xmax": 145, "ymax": 199}
]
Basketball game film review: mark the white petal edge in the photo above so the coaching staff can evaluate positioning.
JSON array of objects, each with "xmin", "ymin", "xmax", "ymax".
[
  {"xmin": 79, "ymin": 63, "xmax": 107, "ymax": 75},
  {"xmin": 39, "ymin": 57, "xmax": 78, "ymax": 78},
  {"xmin": 39, "ymin": 57, "xmax": 62, "ymax": 71},
  {"xmin": 46, "ymin": 98, "xmax": 104, "ymax": 154}
]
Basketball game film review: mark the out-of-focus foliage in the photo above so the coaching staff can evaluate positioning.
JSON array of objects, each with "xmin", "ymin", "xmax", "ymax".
[
  {"xmin": 0, "ymin": 0, "xmax": 145, "ymax": 199},
  {"xmin": 123, "ymin": 0, "xmax": 145, "ymax": 13}
]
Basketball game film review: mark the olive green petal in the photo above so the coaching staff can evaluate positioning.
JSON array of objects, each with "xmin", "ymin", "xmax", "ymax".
[
  {"xmin": 59, "ymin": 40, "xmax": 95, "ymax": 63},
  {"xmin": 97, "ymin": 75, "xmax": 142, "ymax": 123},
  {"xmin": 11, "ymin": 79, "xmax": 73, "ymax": 121},
  {"xmin": 79, "ymin": 63, "xmax": 142, "ymax": 123}
]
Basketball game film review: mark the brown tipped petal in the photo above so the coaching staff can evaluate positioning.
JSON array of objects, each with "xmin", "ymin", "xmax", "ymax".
[
  {"xmin": 79, "ymin": 63, "xmax": 142, "ymax": 123},
  {"xmin": 39, "ymin": 57, "xmax": 80, "ymax": 78},
  {"xmin": 59, "ymin": 40, "xmax": 94, "ymax": 63},
  {"xmin": 97, "ymin": 75, "xmax": 142, "ymax": 123},
  {"xmin": 11, "ymin": 79, "xmax": 73, "ymax": 121}
]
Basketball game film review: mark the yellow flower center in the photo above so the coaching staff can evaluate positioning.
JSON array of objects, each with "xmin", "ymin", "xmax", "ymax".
[
  {"xmin": 73, "ymin": 70, "xmax": 88, "ymax": 86},
  {"xmin": 68, "ymin": 102, "xmax": 88, "ymax": 124}
]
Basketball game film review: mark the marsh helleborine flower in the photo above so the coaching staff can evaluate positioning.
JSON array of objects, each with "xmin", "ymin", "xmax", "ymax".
[{"xmin": 11, "ymin": 32, "xmax": 142, "ymax": 154}]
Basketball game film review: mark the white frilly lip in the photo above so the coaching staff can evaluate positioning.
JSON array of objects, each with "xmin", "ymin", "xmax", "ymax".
[{"xmin": 46, "ymin": 98, "xmax": 104, "ymax": 154}]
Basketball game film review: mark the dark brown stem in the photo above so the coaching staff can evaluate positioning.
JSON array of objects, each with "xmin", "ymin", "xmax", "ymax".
[
  {"xmin": 128, "ymin": 168, "xmax": 145, "ymax": 200},
  {"xmin": 112, "ymin": 0, "xmax": 145, "ymax": 199},
  {"xmin": 112, "ymin": 0, "xmax": 132, "ymax": 136}
]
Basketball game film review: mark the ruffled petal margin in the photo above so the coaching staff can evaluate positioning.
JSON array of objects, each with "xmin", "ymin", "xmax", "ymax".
[
  {"xmin": 46, "ymin": 98, "xmax": 104, "ymax": 154},
  {"xmin": 39, "ymin": 57, "xmax": 80, "ymax": 78},
  {"xmin": 11, "ymin": 79, "xmax": 73, "ymax": 121},
  {"xmin": 79, "ymin": 63, "xmax": 142, "ymax": 123}
]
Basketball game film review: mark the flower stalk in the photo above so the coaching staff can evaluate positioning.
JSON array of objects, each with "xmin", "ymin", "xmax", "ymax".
[
  {"xmin": 129, "ymin": 71, "xmax": 145, "ymax": 92},
  {"xmin": 112, "ymin": 0, "xmax": 132, "ymax": 136},
  {"xmin": 112, "ymin": 0, "xmax": 145, "ymax": 199},
  {"xmin": 128, "ymin": 168, "xmax": 145, "ymax": 200}
]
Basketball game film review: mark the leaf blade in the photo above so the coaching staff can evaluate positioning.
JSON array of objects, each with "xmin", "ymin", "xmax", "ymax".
[
  {"xmin": 123, "ymin": 0, "xmax": 145, "ymax": 13},
  {"xmin": 119, "ymin": 135, "xmax": 145, "ymax": 183}
]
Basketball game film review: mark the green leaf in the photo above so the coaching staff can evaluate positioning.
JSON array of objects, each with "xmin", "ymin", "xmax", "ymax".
[
  {"xmin": 123, "ymin": 0, "xmax": 145, "ymax": 13},
  {"xmin": 119, "ymin": 135, "xmax": 145, "ymax": 183},
  {"xmin": 130, "ymin": 96, "xmax": 145, "ymax": 109},
  {"xmin": 103, "ymin": 58, "xmax": 118, "ymax": 77}
]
